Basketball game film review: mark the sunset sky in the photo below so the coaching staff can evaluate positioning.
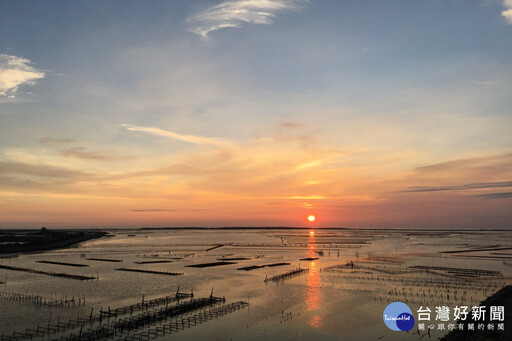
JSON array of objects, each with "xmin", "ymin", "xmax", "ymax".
[{"xmin": 1, "ymin": 0, "xmax": 511, "ymax": 228}]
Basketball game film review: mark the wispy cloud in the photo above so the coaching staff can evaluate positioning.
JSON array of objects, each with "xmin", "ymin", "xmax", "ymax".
[
  {"xmin": 0, "ymin": 54, "xmax": 45, "ymax": 98},
  {"xmin": 475, "ymin": 192, "xmax": 512, "ymax": 199},
  {"xmin": 264, "ymin": 201, "xmax": 284, "ymax": 205},
  {"xmin": 413, "ymin": 153, "xmax": 512, "ymax": 174},
  {"xmin": 129, "ymin": 208, "xmax": 209, "ymax": 212},
  {"xmin": 186, "ymin": 0, "xmax": 307, "ymax": 38},
  {"xmin": 0, "ymin": 161, "xmax": 88, "ymax": 179},
  {"xmin": 404, "ymin": 181, "xmax": 512, "ymax": 193},
  {"xmin": 60, "ymin": 147, "xmax": 133, "ymax": 161},
  {"xmin": 122, "ymin": 124, "xmax": 232, "ymax": 148},
  {"xmin": 276, "ymin": 121, "xmax": 308, "ymax": 130},
  {"xmin": 273, "ymin": 120, "xmax": 316, "ymax": 147},
  {"xmin": 503, "ymin": 0, "xmax": 512, "ymax": 24},
  {"xmin": 129, "ymin": 209, "xmax": 177, "ymax": 212},
  {"xmin": 39, "ymin": 137, "xmax": 75, "ymax": 144},
  {"xmin": 472, "ymin": 80, "xmax": 495, "ymax": 86}
]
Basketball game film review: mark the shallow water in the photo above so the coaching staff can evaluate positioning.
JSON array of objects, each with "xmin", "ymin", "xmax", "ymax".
[{"xmin": 0, "ymin": 228, "xmax": 511, "ymax": 340}]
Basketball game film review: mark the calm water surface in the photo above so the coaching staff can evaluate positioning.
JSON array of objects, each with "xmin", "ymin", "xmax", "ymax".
[{"xmin": 0, "ymin": 228, "xmax": 511, "ymax": 340}]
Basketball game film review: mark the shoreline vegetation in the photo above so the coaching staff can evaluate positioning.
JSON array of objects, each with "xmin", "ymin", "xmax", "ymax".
[{"xmin": 0, "ymin": 228, "xmax": 107, "ymax": 254}]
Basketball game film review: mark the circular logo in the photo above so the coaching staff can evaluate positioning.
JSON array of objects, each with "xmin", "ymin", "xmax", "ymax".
[{"xmin": 383, "ymin": 302, "xmax": 415, "ymax": 331}]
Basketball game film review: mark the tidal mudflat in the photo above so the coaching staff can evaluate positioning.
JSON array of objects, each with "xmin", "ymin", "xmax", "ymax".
[{"xmin": 0, "ymin": 228, "xmax": 510, "ymax": 340}]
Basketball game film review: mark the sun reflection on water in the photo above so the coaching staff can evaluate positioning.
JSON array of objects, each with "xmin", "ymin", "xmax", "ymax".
[{"xmin": 306, "ymin": 230, "xmax": 323, "ymax": 328}]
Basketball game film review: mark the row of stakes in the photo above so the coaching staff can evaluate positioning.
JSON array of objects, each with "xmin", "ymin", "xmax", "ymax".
[
  {"xmin": 46, "ymin": 297, "xmax": 226, "ymax": 340},
  {"xmin": 0, "ymin": 292, "xmax": 85, "ymax": 307},
  {"xmin": 0, "ymin": 288, "xmax": 189, "ymax": 340},
  {"xmin": 321, "ymin": 272, "xmax": 507, "ymax": 291},
  {"xmin": 264, "ymin": 267, "xmax": 309, "ymax": 283}
]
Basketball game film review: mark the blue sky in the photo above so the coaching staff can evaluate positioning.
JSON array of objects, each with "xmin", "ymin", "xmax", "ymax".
[{"xmin": 0, "ymin": 0, "xmax": 511, "ymax": 228}]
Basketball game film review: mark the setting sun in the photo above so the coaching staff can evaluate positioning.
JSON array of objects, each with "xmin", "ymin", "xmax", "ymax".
[{"xmin": 308, "ymin": 215, "xmax": 316, "ymax": 222}]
